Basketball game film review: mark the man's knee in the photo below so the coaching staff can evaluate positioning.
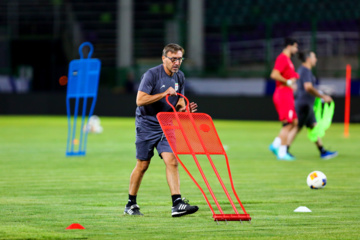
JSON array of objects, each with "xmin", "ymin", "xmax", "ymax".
[
  {"xmin": 292, "ymin": 119, "xmax": 298, "ymax": 126},
  {"xmin": 282, "ymin": 119, "xmax": 298, "ymax": 128},
  {"xmin": 168, "ymin": 158, "xmax": 178, "ymax": 168},
  {"xmin": 162, "ymin": 153, "xmax": 178, "ymax": 168},
  {"xmin": 136, "ymin": 159, "xmax": 150, "ymax": 173}
]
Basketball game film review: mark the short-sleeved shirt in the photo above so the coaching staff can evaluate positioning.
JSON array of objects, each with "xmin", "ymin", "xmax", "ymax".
[
  {"xmin": 273, "ymin": 53, "xmax": 299, "ymax": 87},
  {"xmin": 296, "ymin": 65, "xmax": 316, "ymax": 106},
  {"xmin": 135, "ymin": 64, "xmax": 185, "ymax": 134}
]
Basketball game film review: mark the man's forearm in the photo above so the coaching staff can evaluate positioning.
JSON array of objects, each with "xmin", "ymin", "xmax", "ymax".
[
  {"xmin": 136, "ymin": 92, "xmax": 165, "ymax": 106},
  {"xmin": 175, "ymin": 99, "xmax": 185, "ymax": 112},
  {"xmin": 306, "ymin": 87, "xmax": 324, "ymax": 98},
  {"xmin": 270, "ymin": 70, "xmax": 287, "ymax": 83}
]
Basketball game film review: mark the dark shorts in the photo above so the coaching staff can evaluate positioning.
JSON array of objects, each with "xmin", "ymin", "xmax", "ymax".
[
  {"xmin": 135, "ymin": 127, "xmax": 173, "ymax": 161},
  {"xmin": 295, "ymin": 102, "xmax": 316, "ymax": 130}
]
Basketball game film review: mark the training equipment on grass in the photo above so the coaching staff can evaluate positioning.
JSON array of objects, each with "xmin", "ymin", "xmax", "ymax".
[
  {"xmin": 66, "ymin": 42, "xmax": 101, "ymax": 156},
  {"xmin": 157, "ymin": 93, "xmax": 251, "ymax": 222},
  {"xmin": 294, "ymin": 206, "xmax": 312, "ymax": 212},
  {"xmin": 66, "ymin": 223, "xmax": 85, "ymax": 230},
  {"xmin": 307, "ymin": 98, "xmax": 335, "ymax": 142},
  {"xmin": 307, "ymin": 171, "xmax": 327, "ymax": 189},
  {"xmin": 344, "ymin": 64, "xmax": 351, "ymax": 137},
  {"xmin": 83, "ymin": 115, "xmax": 103, "ymax": 134}
]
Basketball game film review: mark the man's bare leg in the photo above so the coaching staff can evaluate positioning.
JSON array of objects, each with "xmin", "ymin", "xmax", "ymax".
[
  {"xmin": 161, "ymin": 152, "xmax": 180, "ymax": 195},
  {"xmin": 161, "ymin": 152, "xmax": 199, "ymax": 217},
  {"xmin": 128, "ymin": 159, "xmax": 151, "ymax": 195},
  {"xmin": 124, "ymin": 159, "xmax": 151, "ymax": 215},
  {"xmin": 277, "ymin": 123, "xmax": 293, "ymax": 158}
]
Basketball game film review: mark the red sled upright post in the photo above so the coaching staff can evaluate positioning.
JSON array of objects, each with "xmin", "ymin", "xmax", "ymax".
[{"xmin": 157, "ymin": 93, "xmax": 251, "ymax": 222}]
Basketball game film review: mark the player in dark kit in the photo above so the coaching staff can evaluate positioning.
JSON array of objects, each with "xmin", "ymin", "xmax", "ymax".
[
  {"xmin": 124, "ymin": 43, "xmax": 199, "ymax": 217},
  {"xmin": 294, "ymin": 50, "xmax": 338, "ymax": 159}
]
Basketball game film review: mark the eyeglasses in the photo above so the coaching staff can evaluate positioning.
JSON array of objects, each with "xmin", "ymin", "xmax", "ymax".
[{"xmin": 165, "ymin": 56, "xmax": 185, "ymax": 63}]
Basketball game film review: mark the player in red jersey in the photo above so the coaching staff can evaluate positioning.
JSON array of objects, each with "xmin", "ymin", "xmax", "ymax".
[{"xmin": 269, "ymin": 38, "xmax": 299, "ymax": 161}]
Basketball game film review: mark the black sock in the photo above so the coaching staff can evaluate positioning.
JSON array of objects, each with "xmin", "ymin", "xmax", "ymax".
[
  {"xmin": 126, "ymin": 194, "xmax": 137, "ymax": 207},
  {"xmin": 318, "ymin": 146, "xmax": 326, "ymax": 154},
  {"xmin": 172, "ymin": 194, "xmax": 182, "ymax": 206},
  {"xmin": 287, "ymin": 146, "xmax": 290, "ymax": 153}
]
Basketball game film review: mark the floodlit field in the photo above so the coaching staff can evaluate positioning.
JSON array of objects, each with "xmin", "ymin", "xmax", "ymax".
[{"xmin": 0, "ymin": 116, "xmax": 359, "ymax": 239}]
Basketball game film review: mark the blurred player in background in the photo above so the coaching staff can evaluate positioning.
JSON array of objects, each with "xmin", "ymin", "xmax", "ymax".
[
  {"xmin": 124, "ymin": 43, "xmax": 199, "ymax": 217},
  {"xmin": 269, "ymin": 38, "xmax": 299, "ymax": 161},
  {"xmin": 294, "ymin": 50, "xmax": 338, "ymax": 159}
]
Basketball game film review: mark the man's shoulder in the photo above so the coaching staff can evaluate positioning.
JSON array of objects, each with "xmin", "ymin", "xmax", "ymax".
[
  {"xmin": 276, "ymin": 53, "xmax": 286, "ymax": 60},
  {"xmin": 297, "ymin": 66, "xmax": 311, "ymax": 74},
  {"xmin": 274, "ymin": 53, "xmax": 287, "ymax": 66},
  {"xmin": 297, "ymin": 65, "xmax": 305, "ymax": 72},
  {"xmin": 147, "ymin": 64, "xmax": 163, "ymax": 75},
  {"xmin": 141, "ymin": 64, "xmax": 163, "ymax": 82}
]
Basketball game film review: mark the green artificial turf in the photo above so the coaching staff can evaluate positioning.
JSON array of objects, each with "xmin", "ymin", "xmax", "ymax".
[{"xmin": 0, "ymin": 116, "xmax": 359, "ymax": 239}]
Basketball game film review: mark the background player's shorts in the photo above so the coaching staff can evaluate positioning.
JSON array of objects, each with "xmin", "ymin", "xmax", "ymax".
[
  {"xmin": 273, "ymin": 87, "xmax": 297, "ymax": 123},
  {"xmin": 135, "ymin": 127, "xmax": 173, "ymax": 160},
  {"xmin": 295, "ymin": 102, "xmax": 316, "ymax": 129}
]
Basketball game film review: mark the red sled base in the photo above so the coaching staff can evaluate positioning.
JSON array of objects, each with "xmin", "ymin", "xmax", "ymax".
[{"xmin": 213, "ymin": 214, "xmax": 251, "ymax": 221}]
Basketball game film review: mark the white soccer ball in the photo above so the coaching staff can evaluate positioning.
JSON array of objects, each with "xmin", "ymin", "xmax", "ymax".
[
  {"xmin": 83, "ymin": 115, "xmax": 103, "ymax": 134},
  {"xmin": 307, "ymin": 171, "xmax": 327, "ymax": 189}
]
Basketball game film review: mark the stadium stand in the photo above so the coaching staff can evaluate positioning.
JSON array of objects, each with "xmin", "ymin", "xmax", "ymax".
[{"xmin": 0, "ymin": 0, "xmax": 359, "ymax": 89}]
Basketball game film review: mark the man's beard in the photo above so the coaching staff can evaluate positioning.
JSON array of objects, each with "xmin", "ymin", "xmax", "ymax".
[{"xmin": 169, "ymin": 65, "xmax": 179, "ymax": 73}]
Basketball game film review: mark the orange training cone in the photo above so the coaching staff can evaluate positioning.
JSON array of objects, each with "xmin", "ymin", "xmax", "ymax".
[{"xmin": 66, "ymin": 223, "xmax": 85, "ymax": 230}]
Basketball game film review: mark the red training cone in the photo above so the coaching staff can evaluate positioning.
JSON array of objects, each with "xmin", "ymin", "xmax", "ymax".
[{"xmin": 66, "ymin": 223, "xmax": 85, "ymax": 230}]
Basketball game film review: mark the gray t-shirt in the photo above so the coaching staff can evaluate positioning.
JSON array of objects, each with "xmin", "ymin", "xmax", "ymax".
[
  {"xmin": 135, "ymin": 64, "xmax": 185, "ymax": 133},
  {"xmin": 296, "ymin": 65, "xmax": 316, "ymax": 105}
]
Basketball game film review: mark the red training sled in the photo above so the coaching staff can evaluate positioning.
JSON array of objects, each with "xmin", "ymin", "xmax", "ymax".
[{"xmin": 157, "ymin": 93, "xmax": 251, "ymax": 222}]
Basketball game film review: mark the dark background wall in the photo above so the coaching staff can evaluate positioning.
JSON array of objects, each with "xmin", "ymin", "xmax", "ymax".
[
  {"xmin": 10, "ymin": 39, "xmax": 68, "ymax": 92},
  {"xmin": 1, "ymin": 92, "xmax": 359, "ymax": 123}
]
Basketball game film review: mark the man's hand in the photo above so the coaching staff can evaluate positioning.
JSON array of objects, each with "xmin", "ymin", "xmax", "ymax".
[
  {"xmin": 322, "ymin": 95, "xmax": 333, "ymax": 103},
  {"xmin": 177, "ymin": 102, "xmax": 198, "ymax": 113},
  {"xmin": 270, "ymin": 70, "xmax": 297, "ymax": 87},
  {"xmin": 189, "ymin": 102, "xmax": 198, "ymax": 113},
  {"xmin": 286, "ymin": 78, "xmax": 296, "ymax": 86},
  {"xmin": 164, "ymin": 87, "xmax": 177, "ymax": 97}
]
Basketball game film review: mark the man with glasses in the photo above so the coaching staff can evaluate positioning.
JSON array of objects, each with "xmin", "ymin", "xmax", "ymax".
[{"xmin": 124, "ymin": 43, "xmax": 199, "ymax": 217}]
